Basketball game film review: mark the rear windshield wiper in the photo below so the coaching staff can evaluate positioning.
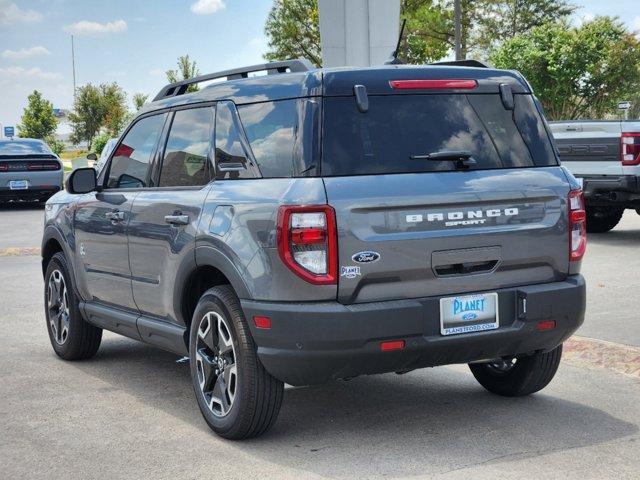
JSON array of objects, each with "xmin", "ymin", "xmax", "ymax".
[{"xmin": 410, "ymin": 150, "xmax": 477, "ymax": 169}]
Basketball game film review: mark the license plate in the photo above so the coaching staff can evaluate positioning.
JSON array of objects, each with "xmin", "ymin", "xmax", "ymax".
[
  {"xmin": 9, "ymin": 180, "xmax": 28, "ymax": 190},
  {"xmin": 439, "ymin": 292, "xmax": 499, "ymax": 336}
]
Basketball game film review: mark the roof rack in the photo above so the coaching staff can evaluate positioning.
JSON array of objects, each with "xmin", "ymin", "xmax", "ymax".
[
  {"xmin": 153, "ymin": 58, "xmax": 315, "ymax": 101},
  {"xmin": 429, "ymin": 59, "xmax": 490, "ymax": 68}
]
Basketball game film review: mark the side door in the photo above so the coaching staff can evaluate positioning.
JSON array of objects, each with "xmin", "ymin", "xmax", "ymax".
[
  {"xmin": 128, "ymin": 106, "xmax": 215, "ymax": 326},
  {"xmin": 74, "ymin": 113, "xmax": 167, "ymax": 310}
]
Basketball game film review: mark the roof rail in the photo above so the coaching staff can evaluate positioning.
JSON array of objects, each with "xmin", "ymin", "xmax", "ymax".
[
  {"xmin": 153, "ymin": 58, "xmax": 315, "ymax": 101},
  {"xmin": 429, "ymin": 59, "xmax": 490, "ymax": 68}
]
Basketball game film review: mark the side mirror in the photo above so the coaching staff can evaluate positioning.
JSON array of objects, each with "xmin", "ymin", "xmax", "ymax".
[
  {"xmin": 87, "ymin": 152, "xmax": 98, "ymax": 161},
  {"xmin": 67, "ymin": 167, "xmax": 97, "ymax": 194}
]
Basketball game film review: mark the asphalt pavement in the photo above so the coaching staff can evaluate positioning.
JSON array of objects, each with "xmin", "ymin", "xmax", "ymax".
[{"xmin": 0, "ymin": 204, "xmax": 638, "ymax": 479}]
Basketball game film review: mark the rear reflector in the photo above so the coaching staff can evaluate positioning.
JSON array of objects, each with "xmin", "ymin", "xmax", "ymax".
[
  {"xmin": 380, "ymin": 340, "xmax": 405, "ymax": 352},
  {"xmin": 389, "ymin": 79, "xmax": 477, "ymax": 90},
  {"xmin": 253, "ymin": 316, "xmax": 271, "ymax": 330},
  {"xmin": 536, "ymin": 320, "xmax": 556, "ymax": 331}
]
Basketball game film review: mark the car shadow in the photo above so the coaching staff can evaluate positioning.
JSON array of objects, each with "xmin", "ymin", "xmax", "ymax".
[
  {"xmin": 0, "ymin": 201, "xmax": 45, "ymax": 211},
  {"xmin": 69, "ymin": 336, "xmax": 638, "ymax": 478}
]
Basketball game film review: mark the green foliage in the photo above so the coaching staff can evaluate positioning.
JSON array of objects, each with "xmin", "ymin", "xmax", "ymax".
[
  {"xmin": 264, "ymin": 0, "xmax": 321, "ymax": 66},
  {"xmin": 166, "ymin": 55, "xmax": 200, "ymax": 92},
  {"xmin": 132, "ymin": 92, "xmax": 148, "ymax": 110},
  {"xmin": 92, "ymin": 131, "xmax": 111, "ymax": 155},
  {"xmin": 474, "ymin": 0, "xmax": 575, "ymax": 56},
  {"xmin": 490, "ymin": 17, "xmax": 640, "ymax": 120},
  {"xmin": 400, "ymin": 0, "xmax": 451, "ymax": 63},
  {"xmin": 68, "ymin": 83, "xmax": 128, "ymax": 149},
  {"xmin": 44, "ymin": 136, "xmax": 65, "ymax": 156},
  {"xmin": 17, "ymin": 90, "xmax": 58, "ymax": 139}
]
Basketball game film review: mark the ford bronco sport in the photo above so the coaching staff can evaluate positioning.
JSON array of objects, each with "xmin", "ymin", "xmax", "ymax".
[{"xmin": 42, "ymin": 59, "xmax": 586, "ymax": 439}]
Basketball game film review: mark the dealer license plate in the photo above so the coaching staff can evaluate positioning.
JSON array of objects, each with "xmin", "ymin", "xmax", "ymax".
[
  {"xmin": 9, "ymin": 180, "xmax": 28, "ymax": 190},
  {"xmin": 439, "ymin": 292, "xmax": 499, "ymax": 336}
]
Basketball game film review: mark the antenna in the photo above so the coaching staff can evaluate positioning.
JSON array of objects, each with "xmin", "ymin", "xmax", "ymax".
[{"xmin": 387, "ymin": 18, "xmax": 407, "ymax": 65}]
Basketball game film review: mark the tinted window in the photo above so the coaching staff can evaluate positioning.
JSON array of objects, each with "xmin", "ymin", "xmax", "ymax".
[
  {"xmin": 321, "ymin": 94, "xmax": 558, "ymax": 176},
  {"xmin": 214, "ymin": 101, "xmax": 253, "ymax": 179},
  {"xmin": 107, "ymin": 114, "xmax": 166, "ymax": 188},
  {"xmin": 0, "ymin": 140, "xmax": 52, "ymax": 156},
  {"xmin": 159, "ymin": 108, "xmax": 213, "ymax": 187},
  {"xmin": 238, "ymin": 100, "xmax": 297, "ymax": 177},
  {"xmin": 514, "ymin": 95, "xmax": 557, "ymax": 166}
]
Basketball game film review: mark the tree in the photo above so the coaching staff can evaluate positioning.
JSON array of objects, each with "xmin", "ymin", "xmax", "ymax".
[
  {"xmin": 474, "ymin": 0, "xmax": 575, "ymax": 56},
  {"xmin": 264, "ymin": 0, "xmax": 321, "ymax": 66},
  {"xmin": 490, "ymin": 17, "xmax": 640, "ymax": 120},
  {"xmin": 101, "ymin": 82, "xmax": 128, "ymax": 136},
  {"xmin": 17, "ymin": 90, "xmax": 57, "ymax": 140},
  {"xmin": 166, "ymin": 55, "xmax": 200, "ymax": 92},
  {"xmin": 68, "ymin": 82, "xmax": 129, "ymax": 148},
  {"xmin": 132, "ymin": 93, "xmax": 148, "ymax": 110}
]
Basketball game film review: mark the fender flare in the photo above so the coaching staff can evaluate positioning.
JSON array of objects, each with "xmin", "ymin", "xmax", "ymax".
[
  {"xmin": 41, "ymin": 224, "xmax": 81, "ymax": 298},
  {"xmin": 194, "ymin": 245, "xmax": 251, "ymax": 299}
]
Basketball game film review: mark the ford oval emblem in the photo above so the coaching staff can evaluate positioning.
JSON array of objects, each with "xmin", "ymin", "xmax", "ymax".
[{"xmin": 352, "ymin": 251, "xmax": 380, "ymax": 263}]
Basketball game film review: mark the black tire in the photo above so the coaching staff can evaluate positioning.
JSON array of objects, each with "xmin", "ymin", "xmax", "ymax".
[
  {"xmin": 44, "ymin": 252, "xmax": 102, "ymax": 360},
  {"xmin": 189, "ymin": 285, "xmax": 284, "ymax": 439},
  {"xmin": 469, "ymin": 345, "xmax": 562, "ymax": 397},
  {"xmin": 585, "ymin": 206, "xmax": 623, "ymax": 233}
]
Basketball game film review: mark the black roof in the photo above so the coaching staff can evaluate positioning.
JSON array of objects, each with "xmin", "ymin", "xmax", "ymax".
[{"xmin": 140, "ymin": 61, "xmax": 531, "ymax": 115}]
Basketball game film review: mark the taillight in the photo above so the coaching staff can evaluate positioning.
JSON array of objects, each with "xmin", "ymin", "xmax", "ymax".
[
  {"xmin": 621, "ymin": 133, "xmax": 640, "ymax": 166},
  {"xmin": 389, "ymin": 79, "xmax": 477, "ymax": 90},
  {"xmin": 277, "ymin": 205, "xmax": 337, "ymax": 284},
  {"xmin": 0, "ymin": 163, "xmax": 7, "ymax": 172},
  {"xmin": 27, "ymin": 162, "xmax": 60, "ymax": 171},
  {"xmin": 568, "ymin": 189, "xmax": 586, "ymax": 262}
]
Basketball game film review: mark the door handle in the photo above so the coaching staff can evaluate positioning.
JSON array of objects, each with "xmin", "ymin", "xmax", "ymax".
[
  {"xmin": 105, "ymin": 211, "xmax": 125, "ymax": 222},
  {"xmin": 164, "ymin": 214, "xmax": 189, "ymax": 226}
]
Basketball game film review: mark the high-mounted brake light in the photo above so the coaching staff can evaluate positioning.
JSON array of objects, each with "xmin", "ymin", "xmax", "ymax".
[
  {"xmin": 621, "ymin": 133, "xmax": 640, "ymax": 166},
  {"xmin": 568, "ymin": 189, "xmax": 586, "ymax": 262},
  {"xmin": 389, "ymin": 79, "xmax": 477, "ymax": 90},
  {"xmin": 277, "ymin": 205, "xmax": 337, "ymax": 285}
]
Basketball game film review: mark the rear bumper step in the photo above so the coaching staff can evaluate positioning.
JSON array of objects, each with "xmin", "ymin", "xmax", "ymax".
[{"xmin": 242, "ymin": 275, "xmax": 586, "ymax": 386}]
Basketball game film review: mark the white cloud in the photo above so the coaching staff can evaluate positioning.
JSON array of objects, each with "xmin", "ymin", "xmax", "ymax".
[
  {"xmin": 191, "ymin": 0, "xmax": 225, "ymax": 15},
  {"xmin": 633, "ymin": 16, "xmax": 640, "ymax": 32},
  {"xmin": 64, "ymin": 19, "xmax": 127, "ymax": 36},
  {"xmin": 0, "ymin": 66, "xmax": 61, "ymax": 81},
  {"xmin": 0, "ymin": 1, "xmax": 42, "ymax": 25},
  {"xmin": 2, "ymin": 46, "xmax": 51, "ymax": 60}
]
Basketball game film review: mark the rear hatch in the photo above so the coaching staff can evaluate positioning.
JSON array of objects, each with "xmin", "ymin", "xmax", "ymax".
[
  {"xmin": 550, "ymin": 121, "xmax": 623, "ymax": 176},
  {"xmin": 321, "ymin": 68, "xmax": 572, "ymax": 304}
]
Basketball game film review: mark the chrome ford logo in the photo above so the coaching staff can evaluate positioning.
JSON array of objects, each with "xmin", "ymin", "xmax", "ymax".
[
  {"xmin": 462, "ymin": 312, "xmax": 478, "ymax": 321},
  {"xmin": 352, "ymin": 251, "xmax": 380, "ymax": 263}
]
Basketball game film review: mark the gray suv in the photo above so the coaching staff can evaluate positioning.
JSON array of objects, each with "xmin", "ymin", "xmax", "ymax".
[{"xmin": 41, "ymin": 59, "xmax": 587, "ymax": 439}]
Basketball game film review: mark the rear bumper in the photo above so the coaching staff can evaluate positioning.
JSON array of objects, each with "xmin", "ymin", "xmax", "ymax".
[
  {"xmin": 578, "ymin": 175, "xmax": 640, "ymax": 207},
  {"xmin": 0, "ymin": 185, "xmax": 61, "ymax": 201},
  {"xmin": 242, "ymin": 276, "xmax": 586, "ymax": 386}
]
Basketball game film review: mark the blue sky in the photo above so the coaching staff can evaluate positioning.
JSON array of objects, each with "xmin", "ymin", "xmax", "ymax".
[{"xmin": 1, "ymin": 0, "xmax": 638, "ymax": 130}]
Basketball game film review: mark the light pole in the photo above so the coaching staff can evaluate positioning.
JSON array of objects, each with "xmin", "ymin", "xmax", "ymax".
[
  {"xmin": 454, "ymin": 0, "xmax": 462, "ymax": 60},
  {"xmin": 71, "ymin": 35, "xmax": 77, "ymax": 101}
]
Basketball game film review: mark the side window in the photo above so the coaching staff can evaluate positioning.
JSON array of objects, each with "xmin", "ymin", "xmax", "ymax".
[
  {"xmin": 238, "ymin": 99, "xmax": 298, "ymax": 177},
  {"xmin": 107, "ymin": 114, "xmax": 166, "ymax": 189},
  {"xmin": 159, "ymin": 107, "xmax": 214, "ymax": 187},
  {"xmin": 214, "ymin": 101, "xmax": 254, "ymax": 179}
]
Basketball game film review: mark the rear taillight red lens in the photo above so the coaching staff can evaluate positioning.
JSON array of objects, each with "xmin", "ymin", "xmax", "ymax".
[
  {"xmin": 0, "ymin": 163, "xmax": 7, "ymax": 172},
  {"xmin": 27, "ymin": 162, "xmax": 60, "ymax": 171},
  {"xmin": 389, "ymin": 79, "xmax": 477, "ymax": 90},
  {"xmin": 277, "ymin": 205, "xmax": 337, "ymax": 284},
  {"xmin": 568, "ymin": 189, "xmax": 586, "ymax": 262},
  {"xmin": 621, "ymin": 133, "xmax": 640, "ymax": 166}
]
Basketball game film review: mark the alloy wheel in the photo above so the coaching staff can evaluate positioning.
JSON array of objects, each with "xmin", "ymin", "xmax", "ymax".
[
  {"xmin": 47, "ymin": 270, "xmax": 70, "ymax": 345},
  {"xmin": 195, "ymin": 311, "xmax": 237, "ymax": 417}
]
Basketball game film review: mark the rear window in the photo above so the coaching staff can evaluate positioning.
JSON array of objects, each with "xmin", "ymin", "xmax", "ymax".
[
  {"xmin": 0, "ymin": 140, "xmax": 53, "ymax": 156},
  {"xmin": 321, "ymin": 94, "xmax": 558, "ymax": 176}
]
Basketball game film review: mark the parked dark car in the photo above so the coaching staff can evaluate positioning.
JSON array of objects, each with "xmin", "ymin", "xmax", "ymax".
[
  {"xmin": 0, "ymin": 138, "xmax": 63, "ymax": 203},
  {"xmin": 41, "ymin": 59, "xmax": 586, "ymax": 439}
]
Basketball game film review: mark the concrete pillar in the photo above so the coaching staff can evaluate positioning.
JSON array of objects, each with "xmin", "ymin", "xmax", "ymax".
[{"xmin": 318, "ymin": 0, "xmax": 401, "ymax": 67}]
